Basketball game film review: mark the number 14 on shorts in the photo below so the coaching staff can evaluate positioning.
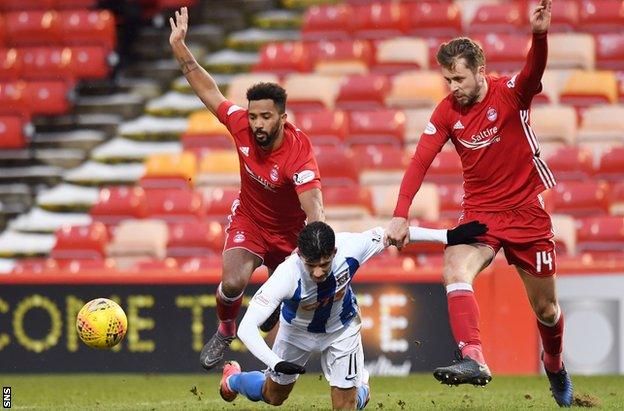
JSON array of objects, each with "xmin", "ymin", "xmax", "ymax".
[{"xmin": 535, "ymin": 251, "xmax": 553, "ymax": 273}]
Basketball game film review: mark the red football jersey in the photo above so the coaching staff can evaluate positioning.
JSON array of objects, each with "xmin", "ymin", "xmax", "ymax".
[
  {"xmin": 395, "ymin": 33, "xmax": 555, "ymax": 216},
  {"xmin": 216, "ymin": 100, "xmax": 321, "ymax": 232}
]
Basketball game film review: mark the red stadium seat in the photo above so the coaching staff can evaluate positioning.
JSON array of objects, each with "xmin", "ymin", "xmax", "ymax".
[
  {"xmin": 351, "ymin": 145, "xmax": 408, "ymax": 172},
  {"xmin": 51, "ymin": 222, "xmax": 109, "ymax": 260},
  {"xmin": 294, "ymin": 109, "xmax": 348, "ymax": 146},
  {"xmin": 314, "ymin": 147, "xmax": 359, "ymax": 187},
  {"xmin": 54, "ymin": 258, "xmax": 115, "ymax": 272},
  {"xmin": 0, "ymin": 0, "xmax": 55, "ymax": 11},
  {"xmin": 66, "ymin": 46, "xmax": 111, "ymax": 80},
  {"xmin": 474, "ymin": 34, "xmax": 531, "ymax": 73},
  {"xmin": 551, "ymin": 181, "xmax": 611, "ymax": 216},
  {"xmin": 545, "ymin": 146, "xmax": 594, "ymax": 181},
  {"xmin": 306, "ymin": 39, "xmax": 374, "ymax": 69},
  {"xmin": 0, "ymin": 115, "xmax": 27, "ymax": 148},
  {"xmin": 610, "ymin": 181, "xmax": 624, "ymax": 215},
  {"xmin": 17, "ymin": 47, "xmax": 71, "ymax": 81},
  {"xmin": 59, "ymin": 10, "xmax": 116, "ymax": 51},
  {"xmin": 350, "ymin": 3, "xmax": 408, "ymax": 40},
  {"xmin": 346, "ymin": 109, "xmax": 406, "ymax": 146},
  {"xmin": 425, "ymin": 150, "xmax": 463, "ymax": 184},
  {"xmin": 323, "ymin": 185, "xmax": 374, "ymax": 218},
  {"xmin": 595, "ymin": 33, "xmax": 624, "ymax": 70},
  {"xmin": 301, "ymin": 4, "xmax": 352, "ymax": 41},
  {"xmin": 0, "ymin": 15, "xmax": 6, "ymax": 47},
  {"xmin": 405, "ymin": 2, "xmax": 462, "ymax": 38},
  {"xmin": 335, "ymin": 74, "xmax": 390, "ymax": 110},
  {"xmin": 57, "ymin": 0, "xmax": 98, "ymax": 9},
  {"xmin": 545, "ymin": 0, "xmax": 580, "ymax": 32},
  {"xmin": 178, "ymin": 255, "xmax": 221, "ymax": 272},
  {"xmin": 579, "ymin": 0, "xmax": 624, "ymax": 33},
  {"xmin": 144, "ymin": 188, "xmax": 206, "ymax": 223},
  {"xmin": 576, "ymin": 216, "xmax": 624, "ymax": 255},
  {"xmin": 4, "ymin": 11, "xmax": 61, "ymax": 47},
  {"xmin": 253, "ymin": 42, "xmax": 312, "ymax": 74},
  {"xmin": 204, "ymin": 187, "xmax": 240, "ymax": 219},
  {"xmin": 22, "ymin": 80, "xmax": 72, "ymax": 116},
  {"xmin": 438, "ymin": 184, "xmax": 464, "ymax": 219},
  {"xmin": 595, "ymin": 147, "xmax": 624, "ymax": 181},
  {"xmin": 0, "ymin": 49, "xmax": 23, "ymax": 81},
  {"xmin": 11, "ymin": 258, "xmax": 58, "ymax": 274},
  {"xmin": 90, "ymin": 186, "xmax": 148, "ymax": 226},
  {"xmin": 468, "ymin": 3, "xmax": 526, "ymax": 34},
  {"xmin": 167, "ymin": 220, "xmax": 225, "ymax": 257},
  {"xmin": 133, "ymin": 258, "xmax": 179, "ymax": 272}
]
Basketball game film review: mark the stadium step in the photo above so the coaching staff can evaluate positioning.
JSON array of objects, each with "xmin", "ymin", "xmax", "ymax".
[
  {"xmin": 33, "ymin": 114, "xmax": 121, "ymax": 137},
  {"xmin": 31, "ymin": 130, "xmax": 107, "ymax": 151},
  {"xmin": 75, "ymin": 93, "xmax": 146, "ymax": 120}
]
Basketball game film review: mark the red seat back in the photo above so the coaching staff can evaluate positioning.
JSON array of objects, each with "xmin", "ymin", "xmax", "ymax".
[
  {"xmin": 90, "ymin": 186, "xmax": 148, "ymax": 225},
  {"xmin": 51, "ymin": 222, "xmax": 109, "ymax": 260},
  {"xmin": 336, "ymin": 74, "xmax": 390, "ymax": 110}
]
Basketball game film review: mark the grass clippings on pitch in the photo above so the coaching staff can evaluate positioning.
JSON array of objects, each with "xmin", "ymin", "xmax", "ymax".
[{"xmin": 0, "ymin": 373, "xmax": 622, "ymax": 410}]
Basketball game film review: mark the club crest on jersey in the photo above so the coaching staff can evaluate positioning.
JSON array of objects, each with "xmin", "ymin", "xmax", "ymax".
[
  {"xmin": 233, "ymin": 231, "xmax": 246, "ymax": 243},
  {"xmin": 243, "ymin": 163, "xmax": 277, "ymax": 192},
  {"xmin": 270, "ymin": 165, "xmax": 279, "ymax": 182},
  {"xmin": 486, "ymin": 107, "xmax": 498, "ymax": 122}
]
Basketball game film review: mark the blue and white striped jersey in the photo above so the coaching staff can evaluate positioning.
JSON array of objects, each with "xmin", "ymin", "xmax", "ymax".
[{"xmin": 250, "ymin": 227, "xmax": 386, "ymax": 334}]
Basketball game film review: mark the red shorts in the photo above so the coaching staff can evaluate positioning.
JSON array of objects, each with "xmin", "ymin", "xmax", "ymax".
[
  {"xmin": 223, "ymin": 210, "xmax": 301, "ymax": 271},
  {"xmin": 458, "ymin": 197, "xmax": 556, "ymax": 277}
]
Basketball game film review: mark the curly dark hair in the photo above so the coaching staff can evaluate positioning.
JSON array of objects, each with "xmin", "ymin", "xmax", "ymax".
[
  {"xmin": 436, "ymin": 37, "xmax": 486, "ymax": 72},
  {"xmin": 246, "ymin": 82, "xmax": 287, "ymax": 113},
  {"xmin": 297, "ymin": 221, "xmax": 335, "ymax": 262}
]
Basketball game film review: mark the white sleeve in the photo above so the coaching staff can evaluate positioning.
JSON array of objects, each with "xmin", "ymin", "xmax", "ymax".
[
  {"xmin": 408, "ymin": 226, "xmax": 448, "ymax": 244},
  {"xmin": 237, "ymin": 264, "xmax": 296, "ymax": 370},
  {"xmin": 349, "ymin": 227, "xmax": 387, "ymax": 265}
]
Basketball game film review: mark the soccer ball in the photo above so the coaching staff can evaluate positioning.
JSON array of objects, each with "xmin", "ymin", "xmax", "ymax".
[{"xmin": 76, "ymin": 298, "xmax": 127, "ymax": 349}]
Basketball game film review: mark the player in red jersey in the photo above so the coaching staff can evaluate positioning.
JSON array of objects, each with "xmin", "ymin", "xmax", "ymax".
[
  {"xmin": 386, "ymin": 1, "xmax": 572, "ymax": 406},
  {"xmin": 170, "ymin": 7, "xmax": 325, "ymax": 370}
]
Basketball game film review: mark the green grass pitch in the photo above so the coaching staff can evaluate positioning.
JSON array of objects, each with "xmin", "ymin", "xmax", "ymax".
[{"xmin": 0, "ymin": 374, "xmax": 622, "ymax": 410}]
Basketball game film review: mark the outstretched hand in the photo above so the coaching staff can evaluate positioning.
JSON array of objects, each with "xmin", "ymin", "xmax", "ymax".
[
  {"xmin": 530, "ymin": 0, "xmax": 551, "ymax": 33},
  {"xmin": 274, "ymin": 361, "xmax": 306, "ymax": 375},
  {"xmin": 169, "ymin": 7, "xmax": 188, "ymax": 46},
  {"xmin": 447, "ymin": 221, "xmax": 488, "ymax": 246}
]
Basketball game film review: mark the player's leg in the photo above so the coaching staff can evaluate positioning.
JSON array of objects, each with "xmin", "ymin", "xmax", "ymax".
[
  {"xmin": 200, "ymin": 247, "xmax": 263, "ymax": 370},
  {"xmin": 323, "ymin": 320, "xmax": 370, "ymax": 409},
  {"xmin": 515, "ymin": 266, "xmax": 573, "ymax": 407},
  {"xmin": 433, "ymin": 242, "xmax": 496, "ymax": 386},
  {"xmin": 260, "ymin": 230, "xmax": 299, "ymax": 332}
]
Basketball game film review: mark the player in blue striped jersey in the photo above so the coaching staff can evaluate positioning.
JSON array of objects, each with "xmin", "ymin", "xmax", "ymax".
[{"xmin": 219, "ymin": 220, "xmax": 486, "ymax": 409}]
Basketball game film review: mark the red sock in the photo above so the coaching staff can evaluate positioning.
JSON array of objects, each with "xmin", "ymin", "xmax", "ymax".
[
  {"xmin": 216, "ymin": 284, "xmax": 243, "ymax": 337},
  {"xmin": 538, "ymin": 310, "xmax": 564, "ymax": 373},
  {"xmin": 447, "ymin": 285, "xmax": 485, "ymax": 365}
]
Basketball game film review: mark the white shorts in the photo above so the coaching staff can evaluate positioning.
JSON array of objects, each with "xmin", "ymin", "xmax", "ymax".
[{"xmin": 266, "ymin": 317, "xmax": 364, "ymax": 389}]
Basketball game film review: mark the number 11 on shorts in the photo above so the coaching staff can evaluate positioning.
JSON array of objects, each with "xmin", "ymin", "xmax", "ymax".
[{"xmin": 536, "ymin": 251, "xmax": 553, "ymax": 273}]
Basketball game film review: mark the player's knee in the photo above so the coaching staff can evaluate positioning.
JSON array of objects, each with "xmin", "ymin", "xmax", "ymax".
[
  {"xmin": 220, "ymin": 275, "xmax": 247, "ymax": 297},
  {"xmin": 442, "ymin": 268, "xmax": 471, "ymax": 285},
  {"xmin": 535, "ymin": 301, "xmax": 558, "ymax": 324}
]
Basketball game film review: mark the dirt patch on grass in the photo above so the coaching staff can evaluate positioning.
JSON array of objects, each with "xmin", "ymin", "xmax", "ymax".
[{"xmin": 573, "ymin": 393, "xmax": 601, "ymax": 407}]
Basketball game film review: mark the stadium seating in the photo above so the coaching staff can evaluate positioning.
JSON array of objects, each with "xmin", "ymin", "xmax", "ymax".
[
  {"xmin": 314, "ymin": 147, "xmax": 359, "ymax": 186},
  {"xmin": 226, "ymin": 73, "xmax": 280, "ymax": 106},
  {"xmin": 196, "ymin": 151, "xmax": 240, "ymax": 187},
  {"xmin": 545, "ymin": 146, "xmax": 594, "ymax": 181},
  {"xmin": 404, "ymin": 2, "xmax": 462, "ymax": 38},
  {"xmin": 438, "ymin": 183, "xmax": 464, "ymax": 219},
  {"xmin": 144, "ymin": 188, "xmax": 206, "ymax": 223},
  {"xmin": 0, "ymin": 115, "xmax": 28, "ymax": 148},
  {"xmin": 578, "ymin": 0, "xmax": 624, "ymax": 33},
  {"xmin": 323, "ymin": 185, "xmax": 374, "ymax": 219},
  {"xmin": 610, "ymin": 182, "xmax": 624, "ymax": 215},
  {"xmin": 474, "ymin": 33, "xmax": 530, "ymax": 72},
  {"xmin": 106, "ymin": 219, "xmax": 169, "ymax": 266},
  {"xmin": 551, "ymin": 181, "xmax": 611, "ymax": 216},
  {"xmin": 4, "ymin": 11, "xmax": 61, "ymax": 47},
  {"xmin": 577, "ymin": 105, "xmax": 624, "ymax": 142},
  {"xmin": 529, "ymin": 105, "xmax": 577, "ymax": 145},
  {"xmin": 350, "ymin": 2, "xmax": 408, "ymax": 40},
  {"xmin": 301, "ymin": 4, "xmax": 352, "ymax": 41},
  {"xmin": 551, "ymin": 214, "xmax": 577, "ymax": 255},
  {"xmin": 346, "ymin": 109, "xmax": 406, "ymax": 146},
  {"xmin": 559, "ymin": 70, "xmax": 619, "ymax": 106},
  {"xmin": 166, "ymin": 220, "xmax": 225, "ymax": 257},
  {"xmin": 335, "ymin": 74, "xmax": 391, "ymax": 110},
  {"xmin": 283, "ymin": 73, "xmax": 340, "ymax": 111},
  {"xmin": 306, "ymin": 39, "xmax": 375, "ymax": 74},
  {"xmin": 576, "ymin": 216, "xmax": 624, "ymax": 256},
  {"xmin": 203, "ymin": 187, "xmax": 240, "ymax": 222},
  {"xmin": 354, "ymin": 145, "xmax": 409, "ymax": 185},
  {"xmin": 141, "ymin": 152, "xmax": 197, "ymax": 189},
  {"xmin": 595, "ymin": 147, "xmax": 624, "ymax": 182},
  {"xmin": 595, "ymin": 33, "xmax": 624, "ymax": 70},
  {"xmin": 373, "ymin": 37, "xmax": 429, "ymax": 73},
  {"xmin": 469, "ymin": 3, "xmax": 526, "ymax": 34},
  {"xmin": 51, "ymin": 222, "xmax": 108, "ymax": 260},
  {"xmin": 548, "ymin": 33, "xmax": 595, "ymax": 70},
  {"xmin": 385, "ymin": 70, "xmax": 447, "ymax": 108},
  {"xmin": 254, "ymin": 42, "xmax": 312, "ymax": 74},
  {"xmin": 294, "ymin": 109, "xmax": 348, "ymax": 146},
  {"xmin": 425, "ymin": 150, "xmax": 463, "ymax": 184},
  {"xmin": 89, "ymin": 186, "xmax": 148, "ymax": 226},
  {"xmin": 547, "ymin": 0, "xmax": 580, "ymax": 33}
]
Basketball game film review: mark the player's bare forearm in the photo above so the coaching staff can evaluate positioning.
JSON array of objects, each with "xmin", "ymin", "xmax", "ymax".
[
  {"xmin": 299, "ymin": 188, "xmax": 325, "ymax": 223},
  {"xmin": 169, "ymin": 7, "xmax": 225, "ymax": 114}
]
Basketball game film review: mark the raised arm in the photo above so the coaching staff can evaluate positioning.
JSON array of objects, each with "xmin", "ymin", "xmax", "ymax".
[
  {"xmin": 298, "ymin": 188, "xmax": 325, "ymax": 223},
  {"xmin": 169, "ymin": 7, "xmax": 226, "ymax": 115},
  {"xmin": 513, "ymin": 0, "xmax": 551, "ymax": 105}
]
